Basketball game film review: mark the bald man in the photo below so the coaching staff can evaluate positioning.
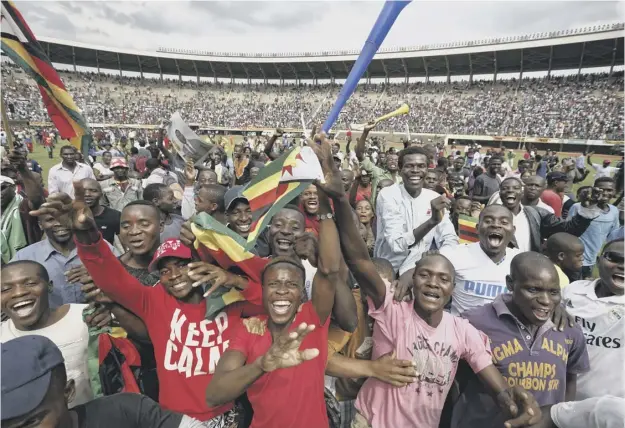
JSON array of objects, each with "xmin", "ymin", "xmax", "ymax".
[
  {"xmin": 544, "ymin": 233, "xmax": 585, "ymax": 286},
  {"xmin": 81, "ymin": 178, "xmax": 121, "ymax": 245},
  {"xmin": 453, "ymin": 252, "xmax": 590, "ymax": 428}
]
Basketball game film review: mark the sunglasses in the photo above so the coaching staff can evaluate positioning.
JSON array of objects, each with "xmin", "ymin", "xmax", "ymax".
[{"xmin": 603, "ymin": 251, "xmax": 624, "ymax": 265}]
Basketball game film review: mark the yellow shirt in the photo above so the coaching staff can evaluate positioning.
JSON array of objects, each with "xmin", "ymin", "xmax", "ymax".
[{"xmin": 555, "ymin": 264, "xmax": 570, "ymax": 288}]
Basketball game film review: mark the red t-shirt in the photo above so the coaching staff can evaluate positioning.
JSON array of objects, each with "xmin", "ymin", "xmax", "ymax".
[
  {"xmin": 355, "ymin": 184, "xmax": 372, "ymax": 203},
  {"xmin": 540, "ymin": 189, "xmax": 563, "ymax": 217},
  {"xmin": 77, "ymin": 236, "xmax": 262, "ymax": 421},
  {"xmin": 229, "ymin": 302, "xmax": 330, "ymax": 428}
]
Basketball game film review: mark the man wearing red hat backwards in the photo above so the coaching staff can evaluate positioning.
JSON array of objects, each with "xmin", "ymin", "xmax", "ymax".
[
  {"xmin": 31, "ymin": 181, "xmax": 264, "ymax": 426},
  {"xmin": 101, "ymin": 157, "xmax": 143, "ymax": 212}
]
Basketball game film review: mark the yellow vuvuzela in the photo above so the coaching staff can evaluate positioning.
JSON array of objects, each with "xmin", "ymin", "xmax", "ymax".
[{"xmin": 350, "ymin": 104, "xmax": 409, "ymax": 131}]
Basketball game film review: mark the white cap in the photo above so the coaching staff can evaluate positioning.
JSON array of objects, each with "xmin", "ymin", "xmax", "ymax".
[{"xmin": 551, "ymin": 396, "xmax": 625, "ymax": 428}]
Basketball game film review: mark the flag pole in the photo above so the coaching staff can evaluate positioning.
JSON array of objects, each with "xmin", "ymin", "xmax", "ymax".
[{"xmin": 1, "ymin": 98, "xmax": 14, "ymax": 149}]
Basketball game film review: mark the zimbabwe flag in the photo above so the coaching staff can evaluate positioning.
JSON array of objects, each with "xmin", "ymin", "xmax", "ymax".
[
  {"xmin": 242, "ymin": 146, "xmax": 323, "ymax": 250},
  {"xmin": 1, "ymin": 1, "xmax": 92, "ymax": 155},
  {"xmin": 191, "ymin": 212, "xmax": 267, "ymax": 318},
  {"xmin": 458, "ymin": 214, "xmax": 479, "ymax": 244}
]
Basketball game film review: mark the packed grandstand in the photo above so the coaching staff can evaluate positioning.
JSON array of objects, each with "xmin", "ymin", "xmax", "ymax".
[{"xmin": 1, "ymin": 23, "xmax": 624, "ymax": 141}]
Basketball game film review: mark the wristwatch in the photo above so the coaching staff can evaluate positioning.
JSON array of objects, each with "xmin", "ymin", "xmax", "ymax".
[{"xmin": 317, "ymin": 213, "xmax": 334, "ymax": 221}]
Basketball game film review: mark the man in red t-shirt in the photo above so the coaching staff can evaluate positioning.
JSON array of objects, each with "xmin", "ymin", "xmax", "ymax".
[
  {"xmin": 541, "ymin": 171, "xmax": 568, "ymax": 217},
  {"xmin": 30, "ymin": 182, "xmax": 263, "ymax": 424},
  {"xmin": 205, "ymin": 140, "xmax": 344, "ymax": 428}
]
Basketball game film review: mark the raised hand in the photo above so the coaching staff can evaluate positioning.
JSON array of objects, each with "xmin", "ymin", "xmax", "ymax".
[
  {"xmin": 29, "ymin": 181, "xmax": 96, "ymax": 232},
  {"xmin": 180, "ymin": 220, "xmax": 196, "ymax": 249},
  {"xmin": 186, "ymin": 261, "xmax": 238, "ymax": 297},
  {"xmin": 307, "ymin": 132, "xmax": 344, "ymax": 199},
  {"xmin": 81, "ymin": 281, "xmax": 114, "ymax": 305},
  {"xmin": 184, "ymin": 160, "xmax": 196, "ymax": 185},
  {"xmin": 430, "ymin": 195, "xmax": 452, "ymax": 225},
  {"xmin": 7, "ymin": 149, "xmax": 27, "ymax": 172},
  {"xmin": 364, "ymin": 121, "xmax": 377, "ymax": 133},
  {"xmin": 294, "ymin": 232, "xmax": 318, "ymax": 267},
  {"xmin": 259, "ymin": 322, "xmax": 319, "ymax": 372}
]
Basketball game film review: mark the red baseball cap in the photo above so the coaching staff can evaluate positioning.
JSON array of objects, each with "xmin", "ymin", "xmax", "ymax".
[
  {"xmin": 148, "ymin": 238, "xmax": 192, "ymax": 273},
  {"xmin": 110, "ymin": 158, "xmax": 128, "ymax": 169}
]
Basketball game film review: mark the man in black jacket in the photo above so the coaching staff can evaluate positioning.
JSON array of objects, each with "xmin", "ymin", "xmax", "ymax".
[{"xmin": 497, "ymin": 177, "xmax": 601, "ymax": 252}]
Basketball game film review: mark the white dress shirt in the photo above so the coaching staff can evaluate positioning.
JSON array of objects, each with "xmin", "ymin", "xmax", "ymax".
[
  {"xmin": 48, "ymin": 162, "xmax": 96, "ymax": 198},
  {"xmin": 374, "ymin": 184, "xmax": 458, "ymax": 276}
]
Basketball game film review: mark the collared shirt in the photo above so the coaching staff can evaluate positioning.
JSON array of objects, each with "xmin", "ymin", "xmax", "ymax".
[
  {"xmin": 452, "ymin": 294, "xmax": 590, "ymax": 428},
  {"xmin": 513, "ymin": 209, "xmax": 531, "ymax": 252},
  {"xmin": 48, "ymin": 163, "xmax": 96, "ymax": 198},
  {"xmin": 563, "ymin": 279, "xmax": 625, "ymax": 400},
  {"xmin": 101, "ymin": 178, "xmax": 143, "ymax": 212},
  {"xmin": 440, "ymin": 242, "xmax": 521, "ymax": 315},
  {"xmin": 11, "ymin": 239, "xmax": 119, "ymax": 308},
  {"xmin": 374, "ymin": 184, "xmax": 458, "ymax": 276}
]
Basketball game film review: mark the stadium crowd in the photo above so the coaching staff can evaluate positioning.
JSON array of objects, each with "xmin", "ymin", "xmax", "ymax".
[
  {"xmin": 2, "ymin": 63, "xmax": 624, "ymax": 140},
  {"xmin": 1, "ymin": 107, "xmax": 624, "ymax": 428}
]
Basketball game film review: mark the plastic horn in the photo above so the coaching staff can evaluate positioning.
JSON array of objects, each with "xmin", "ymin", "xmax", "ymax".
[
  {"xmin": 350, "ymin": 104, "xmax": 410, "ymax": 131},
  {"xmin": 321, "ymin": 1, "xmax": 411, "ymax": 133}
]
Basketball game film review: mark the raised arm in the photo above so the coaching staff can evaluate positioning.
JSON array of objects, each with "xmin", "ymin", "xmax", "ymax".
[
  {"xmin": 9, "ymin": 150, "xmax": 44, "ymax": 209},
  {"xmin": 263, "ymin": 129, "xmax": 283, "ymax": 161},
  {"xmin": 355, "ymin": 122, "xmax": 376, "ymax": 162},
  {"xmin": 29, "ymin": 182, "xmax": 152, "ymax": 317}
]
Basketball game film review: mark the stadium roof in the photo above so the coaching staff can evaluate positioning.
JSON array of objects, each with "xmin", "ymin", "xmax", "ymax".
[{"xmin": 31, "ymin": 23, "xmax": 625, "ymax": 83}]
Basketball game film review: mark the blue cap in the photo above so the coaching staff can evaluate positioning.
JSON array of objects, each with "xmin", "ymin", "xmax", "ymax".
[{"xmin": 1, "ymin": 335, "xmax": 65, "ymax": 420}]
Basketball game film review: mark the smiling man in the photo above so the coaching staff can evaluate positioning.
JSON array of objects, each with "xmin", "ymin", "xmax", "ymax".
[
  {"xmin": 225, "ymin": 186, "xmax": 252, "ymax": 238},
  {"xmin": 562, "ymin": 239, "xmax": 624, "ymax": 400},
  {"xmin": 48, "ymin": 145, "xmax": 96, "ymax": 199},
  {"xmin": 205, "ymin": 180, "xmax": 342, "ymax": 428},
  {"xmin": 33, "ymin": 182, "xmax": 264, "ymax": 423},
  {"xmin": 440, "ymin": 204, "xmax": 522, "ymax": 315},
  {"xmin": 374, "ymin": 146, "xmax": 458, "ymax": 276},
  {"xmin": 326, "ymin": 163, "xmax": 542, "ymax": 428},
  {"xmin": 0, "ymin": 261, "xmax": 94, "ymax": 408},
  {"xmin": 452, "ymin": 252, "xmax": 590, "ymax": 428}
]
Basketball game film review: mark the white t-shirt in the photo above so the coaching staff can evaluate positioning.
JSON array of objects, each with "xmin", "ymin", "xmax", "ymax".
[
  {"xmin": 303, "ymin": 258, "xmax": 317, "ymax": 301},
  {"xmin": 93, "ymin": 162, "xmax": 113, "ymax": 177},
  {"xmin": 1, "ymin": 304, "xmax": 93, "ymax": 407},
  {"xmin": 513, "ymin": 210, "xmax": 531, "ymax": 252},
  {"xmin": 592, "ymin": 164, "xmax": 618, "ymax": 179},
  {"xmin": 440, "ymin": 242, "xmax": 521, "ymax": 315},
  {"xmin": 563, "ymin": 279, "xmax": 625, "ymax": 400}
]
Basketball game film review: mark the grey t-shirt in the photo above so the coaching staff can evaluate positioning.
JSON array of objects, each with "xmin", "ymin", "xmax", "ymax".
[
  {"xmin": 472, "ymin": 173, "xmax": 500, "ymax": 201},
  {"xmin": 160, "ymin": 213, "xmax": 185, "ymax": 243}
]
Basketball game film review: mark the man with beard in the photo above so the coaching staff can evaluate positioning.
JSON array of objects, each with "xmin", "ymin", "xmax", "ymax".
[
  {"xmin": 521, "ymin": 175, "xmax": 554, "ymax": 214},
  {"xmin": 497, "ymin": 177, "xmax": 599, "ymax": 253},
  {"xmin": 81, "ymin": 178, "xmax": 120, "ymax": 245},
  {"xmin": 205, "ymin": 176, "xmax": 342, "ymax": 428},
  {"xmin": 11, "ymin": 199, "xmax": 119, "ymax": 308},
  {"xmin": 452, "ymin": 252, "xmax": 590, "ymax": 428},
  {"xmin": 34, "ymin": 182, "xmax": 263, "ymax": 425},
  {"xmin": 1, "ymin": 336, "xmax": 205, "ymax": 428},
  {"xmin": 568, "ymin": 177, "xmax": 620, "ymax": 278},
  {"xmin": 101, "ymin": 158, "xmax": 143, "ymax": 212},
  {"xmin": 144, "ymin": 183, "xmax": 184, "ymax": 243},
  {"xmin": 354, "ymin": 123, "xmax": 402, "ymax": 204},
  {"xmin": 374, "ymin": 146, "xmax": 457, "ymax": 277},
  {"xmin": 472, "ymin": 155, "xmax": 502, "ymax": 203},
  {"xmin": 48, "ymin": 146, "xmax": 96, "ymax": 198},
  {"xmin": 562, "ymin": 239, "xmax": 624, "ymax": 400},
  {"xmin": 324, "ymin": 165, "xmax": 541, "ymax": 428},
  {"xmin": 1, "ymin": 150, "xmax": 44, "ymax": 263}
]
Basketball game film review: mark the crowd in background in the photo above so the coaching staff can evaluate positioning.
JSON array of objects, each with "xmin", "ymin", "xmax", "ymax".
[
  {"xmin": 2, "ymin": 62, "xmax": 623, "ymax": 140},
  {"xmin": 1, "ymin": 102, "xmax": 624, "ymax": 427}
]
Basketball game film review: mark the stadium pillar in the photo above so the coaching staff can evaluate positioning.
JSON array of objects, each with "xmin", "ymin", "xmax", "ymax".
[
  {"xmin": 156, "ymin": 57, "xmax": 163, "ymax": 82},
  {"xmin": 401, "ymin": 58, "xmax": 409, "ymax": 84},
  {"xmin": 493, "ymin": 52, "xmax": 498, "ymax": 82},
  {"xmin": 273, "ymin": 63, "xmax": 283, "ymax": 85},
  {"xmin": 72, "ymin": 46, "xmax": 77, "ymax": 72},
  {"xmin": 381, "ymin": 60, "xmax": 389, "ymax": 84},
  {"xmin": 117, "ymin": 53, "xmax": 122, "ymax": 78},
  {"xmin": 577, "ymin": 42, "xmax": 585, "ymax": 81},
  {"xmin": 192, "ymin": 61, "xmax": 199, "ymax": 85},
  {"xmin": 174, "ymin": 59, "xmax": 181, "ymax": 83},
  {"xmin": 445, "ymin": 56, "xmax": 450, "ymax": 83},
  {"xmin": 258, "ymin": 63, "xmax": 267, "ymax": 85},
  {"xmin": 96, "ymin": 51, "xmax": 100, "ymax": 74},
  {"xmin": 468, "ymin": 54, "xmax": 473, "ymax": 85},
  {"xmin": 547, "ymin": 46, "xmax": 553, "ymax": 78},
  {"xmin": 423, "ymin": 57, "xmax": 429, "ymax": 83},
  {"xmin": 209, "ymin": 62, "xmax": 217, "ymax": 84},
  {"xmin": 519, "ymin": 49, "xmax": 524, "ymax": 81},
  {"xmin": 137, "ymin": 56, "xmax": 144, "ymax": 80}
]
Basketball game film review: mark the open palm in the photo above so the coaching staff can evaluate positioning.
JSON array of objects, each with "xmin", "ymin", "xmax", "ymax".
[{"xmin": 260, "ymin": 323, "xmax": 320, "ymax": 372}]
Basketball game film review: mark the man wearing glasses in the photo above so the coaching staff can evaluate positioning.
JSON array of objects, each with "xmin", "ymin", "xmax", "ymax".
[{"xmin": 562, "ymin": 238, "xmax": 624, "ymax": 400}]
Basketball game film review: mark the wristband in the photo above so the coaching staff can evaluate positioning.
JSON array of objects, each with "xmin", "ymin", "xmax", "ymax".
[{"xmin": 317, "ymin": 213, "xmax": 334, "ymax": 221}]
